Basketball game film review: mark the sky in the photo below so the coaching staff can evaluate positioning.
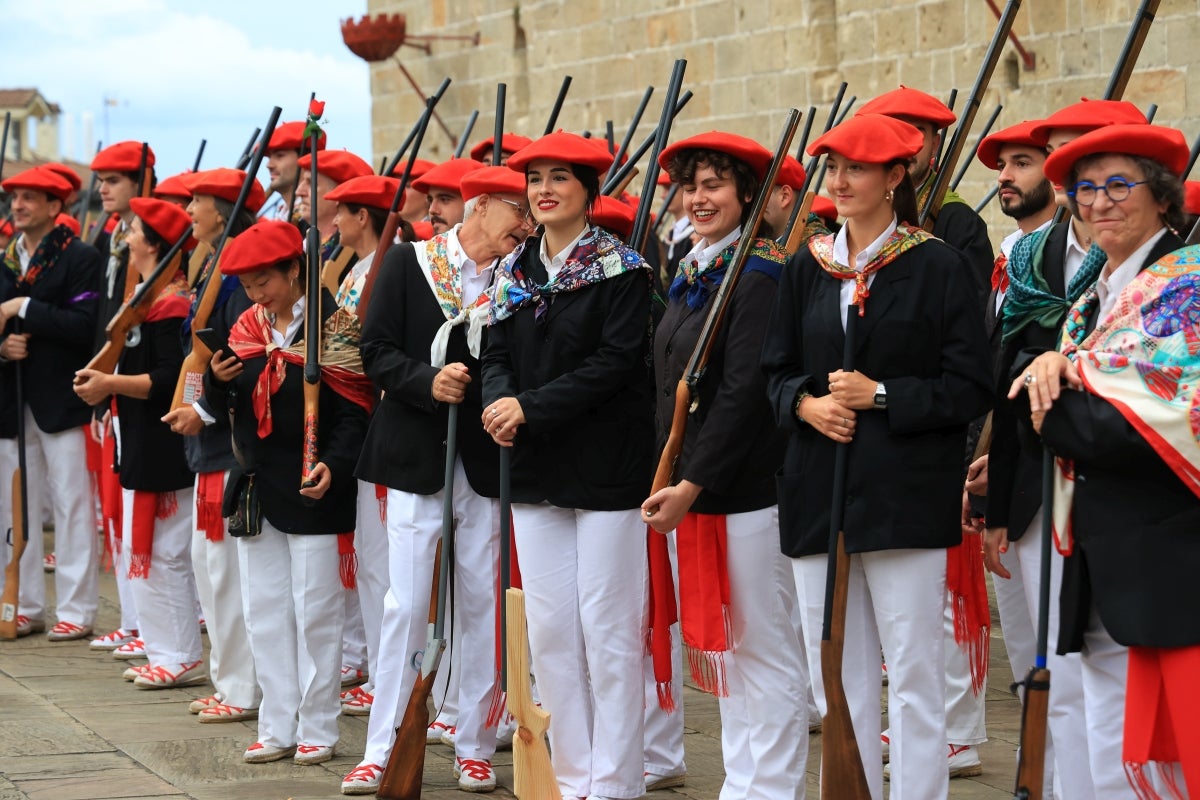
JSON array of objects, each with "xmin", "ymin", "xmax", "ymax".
[{"xmin": 1, "ymin": 0, "xmax": 374, "ymax": 181}]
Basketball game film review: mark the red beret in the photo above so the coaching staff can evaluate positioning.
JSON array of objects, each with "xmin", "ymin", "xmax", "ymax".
[
  {"xmin": 812, "ymin": 195, "xmax": 838, "ymax": 223},
  {"xmin": 506, "ymin": 131, "xmax": 614, "ymax": 173},
  {"xmin": 976, "ymin": 120, "xmax": 1047, "ymax": 170},
  {"xmin": 183, "ymin": 168, "xmax": 267, "ymax": 213},
  {"xmin": 1186, "ymin": 181, "xmax": 1200, "ymax": 217},
  {"xmin": 220, "ymin": 220, "xmax": 304, "ymax": 276},
  {"xmin": 130, "ymin": 197, "xmax": 194, "ymax": 247},
  {"xmin": 2, "ymin": 165, "xmax": 74, "ymax": 202},
  {"xmin": 469, "ymin": 133, "xmax": 534, "ymax": 162},
  {"xmin": 659, "ymin": 131, "xmax": 773, "ymax": 181},
  {"xmin": 808, "ymin": 114, "xmax": 924, "ymax": 164},
  {"xmin": 390, "ymin": 157, "xmax": 436, "ymax": 180},
  {"xmin": 656, "ymin": 171, "xmax": 674, "ymax": 187},
  {"xmin": 54, "ymin": 213, "xmax": 81, "ymax": 236},
  {"xmin": 412, "ymin": 158, "xmax": 485, "ymax": 195},
  {"xmin": 775, "ymin": 155, "xmax": 807, "ymax": 190},
  {"xmin": 297, "ymin": 150, "xmax": 374, "ymax": 185},
  {"xmin": 411, "ymin": 220, "xmax": 434, "ymax": 241},
  {"xmin": 153, "ymin": 172, "xmax": 193, "ymax": 200},
  {"xmin": 43, "ymin": 163, "xmax": 82, "ymax": 192},
  {"xmin": 858, "ymin": 86, "xmax": 956, "ymax": 129},
  {"xmin": 1028, "ymin": 99, "xmax": 1147, "ymax": 146},
  {"xmin": 0, "ymin": 219, "xmax": 12, "ymax": 237},
  {"xmin": 323, "ymin": 174, "xmax": 400, "ymax": 210},
  {"xmin": 460, "ymin": 166, "xmax": 527, "ymax": 201},
  {"xmin": 268, "ymin": 121, "xmax": 328, "ymax": 153},
  {"xmin": 591, "ymin": 195, "xmax": 636, "ymax": 240},
  {"xmin": 1043, "ymin": 124, "xmax": 1190, "ymax": 187},
  {"xmin": 91, "ymin": 140, "xmax": 155, "ymax": 172}
]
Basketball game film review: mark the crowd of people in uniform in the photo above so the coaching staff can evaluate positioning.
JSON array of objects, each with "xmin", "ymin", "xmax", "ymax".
[{"xmin": 0, "ymin": 78, "xmax": 1198, "ymax": 800}]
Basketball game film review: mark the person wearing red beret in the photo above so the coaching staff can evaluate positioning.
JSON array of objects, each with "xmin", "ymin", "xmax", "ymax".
[
  {"xmin": 0, "ymin": 166, "xmax": 104, "ymax": 640},
  {"xmin": 203, "ymin": 220, "xmax": 371, "ymax": 766},
  {"xmin": 760, "ymin": 154, "xmax": 819, "ymax": 245},
  {"xmin": 1010, "ymin": 124, "xmax": 1200, "ymax": 799},
  {"xmin": 73, "ymin": 198, "xmax": 202, "ymax": 689},
  {"xmin": 413, "ymin": 158, "xmax": 486, "ymax": 237},
  {"xmin": 342, "ymin": 164, "xmax": 534, "ymax": 795},
  {"xmin": 761, "ymin": 114, "xmax": 992, "ymax": 800},
  {"xmin": 295, "ymin": 150, "xmax": 375, "ymax": 266},
  {"xmin": 260, "ymin": 120, "xmax": 329, "ymax": 223},
  {"xmin": 153, "ymin": 172, "xmax": 193, "ymax": 209},
  {"xmin": 478, "ymin": 131, "xmax": 654, "ymax": 800},
  {"xmin": 390, "ymin": 158, "xmax": 437, "ymax": 227},
  {"xmin": 858, "ymin": 86, "xmax": 995, "ymax": 308},
  {"xmin": 469, "ymin": 133, "xmax": 533, "ymax": 166}
]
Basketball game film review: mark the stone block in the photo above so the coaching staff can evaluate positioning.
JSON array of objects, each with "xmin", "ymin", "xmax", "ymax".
[{"xmin": 919, "ymin": 0, "xmax": 967, "ymax": 52}]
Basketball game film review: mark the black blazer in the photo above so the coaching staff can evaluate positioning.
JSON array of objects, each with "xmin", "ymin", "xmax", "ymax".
[
  {"xmin": 0, "ymin": 236, "xmax": 102, "ymax": 436},
  {"xmin": 481, "ymin": 235, "xmax": 655, "ymax": 511},
  {"xmin": 357, "ymin": 242, "xmax": 499, "ymax": 497},
  {"xmin": 654, "ymin": 267, "xmax": 785, "ymax": 515},
  {"xmin": 934, "ymin": 201, "xmax": 995, "ymax": 312},
  {"xmin": 205, "ymin": 290, "xmax": 368, "ymax": 535},
  {"xmin": 1033, "ymin": 232, "xmax": 1200, "ymax": 651},
  {"xmin": 762, "ymin": 238, "xmax": 992, "ymax": 557},
  {"xmin": 985, "ymin": 221, "xmax": 1069, "ymax": 539}
]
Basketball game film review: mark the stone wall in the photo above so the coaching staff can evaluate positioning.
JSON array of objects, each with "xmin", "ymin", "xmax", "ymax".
[{"xmin": 364, "ymin": 0, "xmax": 1200, "ymax": 234}]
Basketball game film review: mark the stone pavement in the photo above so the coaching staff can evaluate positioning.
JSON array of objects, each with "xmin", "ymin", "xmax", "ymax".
[{"xmin": 0, "ymin": 537, "xmax": 1028, "ymax": 799}]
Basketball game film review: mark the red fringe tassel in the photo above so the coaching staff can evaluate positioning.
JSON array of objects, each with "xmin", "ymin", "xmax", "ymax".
[{"xmin": 338, "ymin": 532, "xmax": 358, "ymax": 589}]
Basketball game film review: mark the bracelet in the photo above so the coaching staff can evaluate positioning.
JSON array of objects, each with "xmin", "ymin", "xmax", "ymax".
[{"xmin": 794, "ymin": 390, "xmax": 811, "ymax": 423}]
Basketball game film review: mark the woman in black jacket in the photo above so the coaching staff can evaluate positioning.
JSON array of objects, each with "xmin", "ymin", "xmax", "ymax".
[
  {"xmin": 481, "ymin": 131, "xmax": 654, "ymax": 800},
  {"xmin": 205, "ymin": 220, "xmax": 371, "ymax": 766},
  {"xmin": 761, "ymin": 114, "xmax": 991, "ymax": 799}
]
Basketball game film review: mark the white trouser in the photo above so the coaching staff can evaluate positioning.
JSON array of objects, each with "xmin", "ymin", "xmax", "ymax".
[
  {"xmin": 714, "ymin": 507, "xmax": 809, "ymax": 800},
  {"xmin": 238, "ymin": 521, "xmax": 344, "ymax": 749},
  {"xmin": 348, "ymin": 479, "xmax": 389, "ymax": 693},
  {"xmin": 0, "ymin": 411, "xmax": 97, "ymax": 625},
  {"xmin": 430, "ymin": 597, "xmax": 463, "ymax": 724},
  {"xmin": 362, "ymin": 458, "xmax": 499, "ymax": 766},
  {"xmin": 106, "ymin": 486, "xmax": 139, "ymax": 632},
  {"xmin": 944, "ymin": 589, "xmax": 987, "ymax": 745},
  {"xmin": 513, "ymin": 504, "xmax": 647, "ymax": 800},
  {"xmin": 1081, "ymin": 603, "xmax": 1131, "ymax": 799},
  {"xmin": 644, "ymin": 530, "xmax": 685, "ymax": 780},
  {"xmin": 120, "ymin": 486, "xmax": 201, "ymax": 665},
  {"xmin": 191, "ymin": 471, "xmax": 259, "ymax": 709},
  {"xmin": 794, "ymin": 547, "xmax": 948, "ymax": 800}
]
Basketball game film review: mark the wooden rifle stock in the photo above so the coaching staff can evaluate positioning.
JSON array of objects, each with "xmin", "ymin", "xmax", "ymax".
[
  {"xmin": 186, "ymin": 240, "xmax": 212, "ymax": 287},
  {"xmin": 507, "ymin": 587, "xmax": 561, "ymax": 800},
  {"xmin": 783, "ymin": 190, "xmax": 817, "ymax": 257},
  {"xmin": 81, "ymin": 227, "xmax": 192, "ymax": 381},
  {"xmin": 321, "ymin": 243, "xmax": 356, "ymax": 297},
  {"xmin": 0, "ymin": 470, "xmax": 25, "ymax": 640}
]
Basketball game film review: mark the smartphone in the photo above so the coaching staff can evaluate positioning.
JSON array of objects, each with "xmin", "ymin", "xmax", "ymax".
[{"xmin": 195, "ymin": 328, "xmax": 243, "ymax": 365}]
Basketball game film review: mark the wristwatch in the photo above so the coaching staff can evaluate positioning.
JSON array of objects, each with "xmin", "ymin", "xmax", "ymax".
[{"xmin": 873, "ymin": 382, "xmax": 887, "ymax": 410}]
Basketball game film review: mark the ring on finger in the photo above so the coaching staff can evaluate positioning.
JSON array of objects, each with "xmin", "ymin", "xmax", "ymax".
[{"xmin": 1024, "ymin": 372, "xmax": 1036, "ymax": 386}]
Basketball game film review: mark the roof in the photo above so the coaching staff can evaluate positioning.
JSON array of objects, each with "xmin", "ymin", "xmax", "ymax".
[{"xmin": 0, "ymin": 88, "xmax": 60, "ymax": 115}]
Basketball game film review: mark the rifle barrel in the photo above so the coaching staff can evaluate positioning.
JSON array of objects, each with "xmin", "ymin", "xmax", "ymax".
[
  {"xmin": 607, "ymin": 86, "xmax": 655, "ymax": 184},
  {"xmin": 493, "ymin": 84, "xmax": 507, "ymax": 167},
  {"xmin": 628, "ymin": 59, "xmax": 688, "ymax": 255},
  {"xmin": 193, "ymin": 139, "xmax": 207, "ymax": 172},
  {"xmin": 951, "ymin": 104, "xmax": 1003, "ymax": 191},
  {"xmin": 544, "ymin": 75, "xmax": 573, "ymax": 135},
  {"xmin": 1105, "ymin": 0, "xmax": 1162, "ymax": 99},
  {"xmin": 235, "ymin": 127, "xmax": 261, "ymax": 170},
  {"xmin": 601, "ymin": 90, "xmax": 693, "ymax": 196},
  {"xmin": 453, "ymin": 110, "xmax": 479, "ymax": 159}
]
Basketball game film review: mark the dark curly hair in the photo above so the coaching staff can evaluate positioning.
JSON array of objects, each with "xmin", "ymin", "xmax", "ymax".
[{"xmin": 665, "ymin": 148, "xmax": 758, "ymax": 224}]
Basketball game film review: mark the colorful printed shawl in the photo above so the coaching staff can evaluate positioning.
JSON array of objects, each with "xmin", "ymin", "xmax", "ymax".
[
  {"xmin": 668, "ymin": 235, "xmax": 788, "ymax": 311},
  {"xmin": 808, "ymin": 224, "xmax": 932, "ymax": 315},
  {"xmin": 3, "ymin": 224, "xmax": 76, "ymax": 291},
  {"xmin": 487, "ymin": 226, "xmax": 649, "ymax": 325},
  {"xmin": 1051, "ymin": 245, "xmax": 1200, "ymax": 556},
  {"xmin": 415, "ymin": 228, "xmax": 494, "ymax": 367},
  {"xmin": 1001, "ymin": 225, "xmax": 1108, "ymax": 347}
]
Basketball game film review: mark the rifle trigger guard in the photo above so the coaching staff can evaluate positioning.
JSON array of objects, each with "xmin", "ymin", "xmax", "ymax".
[
  {"xmin": 411, "ymin": 649, "xmax": 424, "ymax": 671},
  {"xmin": 126, "ymin": 325, "xmax": 142, "ymax": 348}
]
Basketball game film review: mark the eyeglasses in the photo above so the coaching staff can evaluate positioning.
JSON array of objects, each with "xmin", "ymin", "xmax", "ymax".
[
  {"xmin": 1068, "ymin": 177, "xmax": 1146, "ymax": 206},
  {"xmin": 493, "ymin": 197, "xmax": 535, "ymax": 226}
]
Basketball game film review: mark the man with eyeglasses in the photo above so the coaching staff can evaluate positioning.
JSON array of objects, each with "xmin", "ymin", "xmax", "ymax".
[{"xmin": 343, "ymin": 166, "xmax": 536, "ymax": 796}]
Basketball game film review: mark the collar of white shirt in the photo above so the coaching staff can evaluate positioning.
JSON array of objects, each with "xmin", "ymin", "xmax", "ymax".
[
  {"xmin": 833, "ymin": 215, "xmax": 898, "ymax": 271},
  {"xmin": 271, "ymin": 295, "xmax": 307, "ymax": 348},
  {"xmin": 538, "ymin": 224, "xmax": 591, "ymax": 281},
  {"xmin": 682, "ymin": 226, "xmax": 741, "ymax": 273}
]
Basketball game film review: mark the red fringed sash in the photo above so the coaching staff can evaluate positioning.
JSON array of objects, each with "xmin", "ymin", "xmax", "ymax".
[
  {"xmin": 375, "ymin": 482, "xmax": 387, "ymax": 523},
  {"xmin": 196, "ymin": 471, "xmax": 224, "ymax": 541},
  {"xmin": 946, "ymin": 530, "xmax": 991, "ymax": 695},
  {"xmin": 647, "ymin": 527, "xmax": 679, "ymax": 712},
  {"xmin": 98, "ymin": 429, "xmax": 122, "ymax": 570},
  {"xmin": 127, "ymin": 491, "xmax": 179, "ymax": 579},
  {"xmin": 1123, "ymin": 645, "xmax": 1200, "ymax": 799},
  {"xmin": 338, "ymin": 532, "xmax": 357, "ymax": 590},
  {"xmin": 675, "ymin": 512, "xmax": 732, "ymax": 697}
]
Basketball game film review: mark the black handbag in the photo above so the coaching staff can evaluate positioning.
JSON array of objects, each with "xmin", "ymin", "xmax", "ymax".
[{"xmin": 223, "ymin": 471, "xmax": 262, "ymax": 538}]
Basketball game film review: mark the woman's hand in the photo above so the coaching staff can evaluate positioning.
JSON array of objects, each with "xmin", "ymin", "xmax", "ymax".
[
  {"xmin": 0, "ymin": 332, "xmax": 29, "ymax": 361},
  {"xmin": 641, "ymin": 480, "xmax": 703, "ymax": 533},
  {"xmin": 799, "ymin": 394, "xmax": 857, "ymax": 444},
  {"xmin": 161, "ymin": 405, "xmax": 205, "ymax": 436},
  {"xmin": 209, "ymin": 349, "xmax": 244, "ymax": 384},
  {"xmin": 482, "ymin": 397, "xmax": 525, "ymax": 446},
  {"xmin": 827, "ymin": 369, "xmax": 878, "ymax": 411},
  {"xmin": 965, "ymin": 455, "xmax": 988, "ymax": 497},
  {"xmin": 1008, "ymin": 351, "xmax": 1080, "ymax": 415},
  {"xmin": 73, "ymin": 369, "xmax": 112, "ymax": 406},
  {"xmin": 0, "ymin": 297, "xmax": 25, "ymax": 329},
  {"xmin": 432, "ymin": 362, "xmax": 471, "ymax": 404},
  {"xmin": 299, "ymin": 462, "xmax": 332, "ymax": 500},
  {"xmin": 983, "ymin": 526, "xmax": 1011, "ymax": 579}
]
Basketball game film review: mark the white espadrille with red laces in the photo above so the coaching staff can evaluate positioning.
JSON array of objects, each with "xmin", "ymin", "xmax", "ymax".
[
  {"xmin": 341, "ymin": 685, "xmax": 373, "ymax": 716},
  {"xmin": 197, "ymin": 702, "xmax": 258, "ymax": 723},
  {"xmin": 295, "ymin": 744, "xmax": 334, "ymax": 765},
  {"xmin": 122, "ymin": 664, "xmax": 152, "ymax": 682},
  {"xmin": 47, "ymin": 620, "xmax": 93, "ymax": 641},
  {"xmin": 426, "ymin": 719, "xmax": 454, "ymax": 744},
  {"xmin": 15, "ymin": 615, "xmax": 44, "ymax": 637},
  {"xmin": 90, "ymin": 628, "xmax": 138, "ymax": 650},
  {"xmin": 134, "ymin": 660, "xmax": 207, "ymax": 689},
  {"xmin": 243, "ymin": 741, "xmax": 295, "ymax": 763},
  {"xmin": 455, "ymin": 758, "xmax": 496, "ymax": 792},
  {"xmin": 111, "ymin": 638, "xmax": 146, "ymax": 659},
  {"xmin": 188, "ymin": 694, "xmax": 221, "ymax": 714},
  {"xmin": 341, "ymin": 762, "xmax": 384, "ymax": 795},
  {"xmin": 340, "ymin": 665, "xmax": 367, "ymax": 687}
]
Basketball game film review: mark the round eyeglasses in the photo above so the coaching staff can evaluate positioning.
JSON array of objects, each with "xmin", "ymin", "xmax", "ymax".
[
  {"xmin": 1068, "ymin": 177, "xmax": 1146, "ymax": 207},
  {"xmin": 493, "ymin": 197, "xmax": 535, "ymax": 226}
]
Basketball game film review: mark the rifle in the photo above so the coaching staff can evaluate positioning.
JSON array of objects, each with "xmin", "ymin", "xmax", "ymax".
[
  {"xmin": 782, "ymin": 86, "xmax": 846, "ymax": 244},
  {"xmin": 628, "ymin": 60, "xmax": 688, "ymax": 254},
  {"xmin": 187, "ymin": 240, "xmax": 213, "ymax": 287},
  {"xmin": 377, "ymin": 408, "xmax": 456, "ymax": 800},
  {"xmin": 301, "ymin": 100, "xmax": 323, "ymax": 488},
  {"xmin": 79, "ymin": 227, "xmax": 193, "ymax": 380},
  {"xmin": 651, "ymin": 183, "xmax": 679, "ymax": 240},
  {"xmin": 648, "ymin": 109, "xmax": 800, "ymax": 497},
  {"xmin": 453, "ymin": 110, "xmax": 479, "ymax": 159},
  {"xmin": 235, "ymin": 127, "xmax": 261, "ymax": 171},
  {"xmin": 951, "ymin": 104, "xmax": 1004, "ymax": 192},
  {"xmin": 170, "ymin": 107, "xmax": 281, "ymax": 412},
  {"xmin": 320, "ymin": 243, "xmax": 356, "ymax": 296},
  {"xmin": 1012, "ymin": 450, "xmax": 1055, "ymax": 800},
  {"xmin": 782, "ymin": 189, "xmax": 817, "ymax": 256},
  {"xmin": 0, "ymin": 470, "xmax": 25, "ymax": 640},
  {"xmin": 543, "ymin": 75, "xmax": 572, "ymax": 135},
  {"xmin": 920, "ymin": 0, "xmax": 1020, "ymax": 230},
  {"xmin": 600, "ymin": 90, "xmax": 694, "ymax": 197},
  {"xmin": 933, "ymin": 88, "xmax": 959, "ymax": 172},
  {"xmin": 606, "ymin": 86, "xmax": 655, "ymax": 186},
  {"xmin": 193, "ymin": 139, "xmax": 207, "ymax": 172},
  {"xmin": 356, "ymin": 78, "xmax": 451, "ymax": 324},
  {"xmin": 819, "ymin": 305, "xmax": 871, "ymax": 799},
  {"xmin": 1105, "ymin": 0, "xmax": 1161, "ymax": 99},
  {"xmin": 288, "ymin": 92, "xmax": 318, "ymax": 225}
]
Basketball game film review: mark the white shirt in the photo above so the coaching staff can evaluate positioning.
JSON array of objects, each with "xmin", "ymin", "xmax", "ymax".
[
  {"xmin": 1064, "ymin": 220, "xmax": 1091, "ymax": 291},
  {"xmin": 996, "ymin": 218, "xmax": 1054, "ymax": 316},
  {"xmin": 681, "ymin": 226, "xmax": 741, "ymax": 274},
  {"xmin": 1096, "ymin": 227, "xmax": 1166, "ymax": 322},
  {"xmin": 335, "ymin": 247, "xmax": 376, "ymax": 314},
  {"xmin": 257, "ymin": 193, "xmax": 291, "ymax": 222},
  {"xmin": 538, "ymin": 225, "xmax": 590, "ymax": 282},
  {"xmin": 667, "ymin": 216, "xmax": 694, "ymax": 245},
  {"xmin": 833, "ymin": 216, "xmax": 898, "ymax": 330},
  {"xmin": 272, "ymin": 295, "xmax": 307, "ymax": 348},
  {"xmin": 13, "ymin": 234, "xmax": 33, "ymax": 319}
]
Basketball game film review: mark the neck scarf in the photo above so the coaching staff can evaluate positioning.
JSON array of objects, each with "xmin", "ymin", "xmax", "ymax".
[
  {"xmin": 991, "ymin": 252, "xmax": 1009, "ymax": 294},
  {"xmin": 4, "ymin": 224, "xmax": 76, "ymax": 291},
  {"xmin": 668, "ymin": 237, "xmax": 788, "ymax": 311},
  {"xmin": 487, "ymin": 226, "xmax": 649, "ymax": 325},
  {"xmin": 416, "ymin": 229, "xmax": 494, "ymax": 366},
  {"xmin": 1001, "ymin": 225, "xmax": 1107, "ymax": 346},
  {"xmin": 808, "ymin": 224, "xmax": 932, "ymax": 315},
  {"xmin": 1050, "ymin": 245, "xmax": 1200, "ymax": 558}
]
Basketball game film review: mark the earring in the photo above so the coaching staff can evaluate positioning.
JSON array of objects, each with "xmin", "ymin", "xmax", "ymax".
[{"xmin": 886, "ymin": 188, "xmax": 894, "ymax": 202}]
